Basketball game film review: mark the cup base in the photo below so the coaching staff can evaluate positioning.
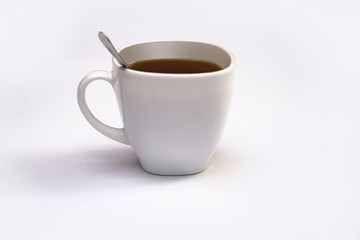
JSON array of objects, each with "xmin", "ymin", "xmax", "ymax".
[{"xmin": 140, "ymin": 164, "xmax": 208, "ymax": 176}]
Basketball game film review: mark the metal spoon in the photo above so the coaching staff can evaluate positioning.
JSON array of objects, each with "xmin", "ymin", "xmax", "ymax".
[{"xmin": 98, "ymin": 31, "xmax": 129, "ymax": 68}]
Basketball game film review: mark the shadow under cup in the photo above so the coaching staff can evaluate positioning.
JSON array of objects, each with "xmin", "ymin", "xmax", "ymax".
[{"xmin": 79, "ymin": 41, "xmax": 235, "ymax": 176}]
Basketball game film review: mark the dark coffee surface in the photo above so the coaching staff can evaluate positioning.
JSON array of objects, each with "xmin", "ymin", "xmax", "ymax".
[{"xmin": 128, "ymin": 59, "xmax": 223, "ymax": 74}]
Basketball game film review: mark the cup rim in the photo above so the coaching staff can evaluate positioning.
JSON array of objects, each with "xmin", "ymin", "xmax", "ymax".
[{"xmin": 112, "ymin": 40, "xmax": 235, "ymax": 77}]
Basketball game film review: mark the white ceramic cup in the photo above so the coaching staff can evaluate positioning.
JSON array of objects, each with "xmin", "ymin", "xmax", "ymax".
[{"xmin": 77, "ymin": 41, "xmax": 235, "ymax": 175}]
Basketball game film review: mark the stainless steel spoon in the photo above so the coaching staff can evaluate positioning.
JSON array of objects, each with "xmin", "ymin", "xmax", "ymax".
[{"xmin": 98, "ymin": 31, "xmax": 129, "ymax": 68}]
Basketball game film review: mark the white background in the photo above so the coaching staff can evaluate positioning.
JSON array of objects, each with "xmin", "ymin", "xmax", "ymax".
[{"xmin": 1, "ymin": 0, "xmax": 360, "ymax": 239}]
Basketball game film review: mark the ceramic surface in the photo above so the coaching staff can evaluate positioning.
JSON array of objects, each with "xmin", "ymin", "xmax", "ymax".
[{"xmin": 77, "ymin": 41, "xmax": 235, "ymax": 175}]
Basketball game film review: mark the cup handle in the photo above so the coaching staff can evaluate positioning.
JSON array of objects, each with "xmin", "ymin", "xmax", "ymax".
[{"xmin": 77, "ymin": 70, "xmax": 130, "ymax": 145}]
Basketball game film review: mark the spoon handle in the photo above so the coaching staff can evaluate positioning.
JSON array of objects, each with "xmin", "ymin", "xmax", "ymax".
[{"xmin": 98, "ymin": 32, "xmax": 129, "ymax": 68}]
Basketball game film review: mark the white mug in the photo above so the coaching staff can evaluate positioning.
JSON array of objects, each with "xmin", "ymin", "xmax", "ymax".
[{"xmin": 77, "ymin": 41, "xmax": 235, "ymax": 175}]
